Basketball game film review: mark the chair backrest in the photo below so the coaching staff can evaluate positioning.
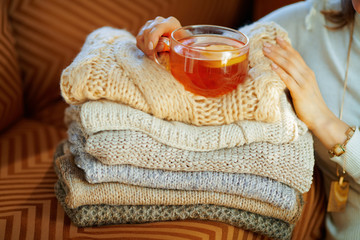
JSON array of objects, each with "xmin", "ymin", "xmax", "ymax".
[{"xmin": 0, "ymin": 0, "xmax": 23, "ymax": 133}]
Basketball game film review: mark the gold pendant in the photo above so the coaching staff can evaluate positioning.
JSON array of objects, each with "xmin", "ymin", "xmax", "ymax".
[{"xmin": 327, "ymin": 176, "xmax": 349, "ymax": 212}]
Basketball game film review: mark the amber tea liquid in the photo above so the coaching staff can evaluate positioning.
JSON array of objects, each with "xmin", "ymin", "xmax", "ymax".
[{"xmin": 170, "ymin": 35, "xmax": 248, "ymax": 97}]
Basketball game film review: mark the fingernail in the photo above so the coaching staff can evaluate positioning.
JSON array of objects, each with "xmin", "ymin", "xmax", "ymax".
[
  {"xmin": 263, "ymin": 42, "xmax": 272, "ymax": 48},
  {"xmin": 148, "ymin": 41, "xmax": 154, "ymax": 50},
  {"xmin": 263, "ymin": 47, "xmax": 271, "ymax": 53},
  {"xmin": 277, "ymin": 37, "xmax": 284, "ymax": 42},
  {"xmin": 271, "ymin": 63, "xmax": 279, "ymax": 69}
]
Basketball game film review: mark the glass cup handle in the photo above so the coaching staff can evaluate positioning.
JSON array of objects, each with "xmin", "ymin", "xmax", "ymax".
[{"xmin": 153, "ymin": 36, "xmax": 171, "ymax": 69}]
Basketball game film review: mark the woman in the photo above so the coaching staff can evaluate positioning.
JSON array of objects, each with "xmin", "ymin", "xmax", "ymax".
[
  {"xmin": 261, "ymin": 1, "xmax": 360, "ymax": 239},
  {"xmin": 136, "ymin": 0, "xmax": 360, "ymax": 239}
]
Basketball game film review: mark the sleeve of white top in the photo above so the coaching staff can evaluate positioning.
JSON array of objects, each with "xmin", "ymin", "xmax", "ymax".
[
  {"xmin": 257, "ymin": 1, "xmax": 311, "ymax": 51},
  {"xmin": 331, "ymin": 127, "xmax": 360, "ymax": 184}
]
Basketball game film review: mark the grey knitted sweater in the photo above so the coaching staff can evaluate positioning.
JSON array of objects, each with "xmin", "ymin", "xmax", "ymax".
[
  {"xmin": 55, "ymin": 181, "xmax": 293, "ymax": 240},
  {"xmin": 54, "ymin": 150, "xmax": 303, "ymax": 224},
  {"xmin": 65, "ymin": 127, "xmax": 298, "ymax": 210}
]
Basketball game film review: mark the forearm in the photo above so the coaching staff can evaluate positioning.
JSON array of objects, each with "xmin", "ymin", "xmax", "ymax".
[{"xmin": 309, "ymin": 109, "xmax": 350, "ymax": 150}]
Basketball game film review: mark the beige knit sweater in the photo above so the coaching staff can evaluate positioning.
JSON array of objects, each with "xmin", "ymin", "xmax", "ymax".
[
  {"xmin": 55, "ymin": 153, "xmax": 304, "ymax": 224},
  {"xmin": 61, "ymin": 22, "xmax": 289, "ymax": 126},
  {"xmin": 82, "ymin": 129, "xmax": 314, "ymax": 193},
  {"xmin": 64, "ymin": 93, "xmax": 308, "ymax": 151}
]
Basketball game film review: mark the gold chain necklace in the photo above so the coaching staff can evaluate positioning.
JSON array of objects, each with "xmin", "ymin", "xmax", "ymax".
[{"xmin": 327, "ymin": 20, "xmax": 355, "ymax": 212}]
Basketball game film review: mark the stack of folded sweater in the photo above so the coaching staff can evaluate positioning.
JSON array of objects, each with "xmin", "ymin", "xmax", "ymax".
[{"xmin": 55, "ymin": 22, "xmax": 315, "ymax": 240}]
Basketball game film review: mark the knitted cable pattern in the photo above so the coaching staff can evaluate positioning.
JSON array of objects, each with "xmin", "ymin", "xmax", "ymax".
[
  {"xmin": 64, "ymin": 93, "xmax": 308, "ymax": 151},
  {"xmin": 54, "ymin": 181, "xmax": 294, "ymax": 240},
  {"xmin": 54, "ymin": 153, "xmax": 304, "ymax": 224},
  {"xmin": 64, "ymin": 132, "xmax": 298, "ymax": 210},
  {"xmin": 61, "ymin": 22, "xmax": 289, "ymax": 126}
]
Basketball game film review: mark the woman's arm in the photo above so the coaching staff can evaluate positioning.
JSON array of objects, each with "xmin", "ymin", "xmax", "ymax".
[
  {"xmin": 260, "ymin": 2, "xmax": 360, "ymax": 183},
  {"xmin": 262, "ymin": 37, "xmax": 349, "ymax": 150}
]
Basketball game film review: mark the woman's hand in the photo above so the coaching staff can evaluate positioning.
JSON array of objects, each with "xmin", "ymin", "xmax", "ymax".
[
  {"xmin": 136, "ymin": 16, "xmax": 181, "ymax": 59},
  {"xmin": 263, "ymin": 37, "xmax": 349, "ymax": 149}
]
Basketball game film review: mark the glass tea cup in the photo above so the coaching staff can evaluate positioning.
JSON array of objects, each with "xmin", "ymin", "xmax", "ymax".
[{"xmin": 154, "ymin": 25, "xmax": 249, "ymax": 98}]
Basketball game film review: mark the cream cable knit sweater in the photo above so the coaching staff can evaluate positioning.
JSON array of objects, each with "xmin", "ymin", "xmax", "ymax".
[
  {"xmin": 55, "ymin": 153, "xmax": 304, "ymax": 224},
  {"xmin": 61, "ymin": 22, "xmax": 289, "ymax": 126},
  {"xmin": 64, "ymin": 93, "xmax": 308, "ymax": 151}
]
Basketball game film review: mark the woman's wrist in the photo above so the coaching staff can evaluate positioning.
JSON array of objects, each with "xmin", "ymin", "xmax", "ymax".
[{"xmin": 310, "ymin": 111, "xmax": 349, "ymax": 150}]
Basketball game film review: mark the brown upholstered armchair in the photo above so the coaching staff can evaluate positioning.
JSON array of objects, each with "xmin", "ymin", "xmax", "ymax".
[{"xmin": 0, "ymin": 0, "xmax": 324, "ymax": 239}]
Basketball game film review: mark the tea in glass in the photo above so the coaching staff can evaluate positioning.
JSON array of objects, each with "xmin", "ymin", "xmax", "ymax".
[
  {"xmin": 169, "ymin": 34, "xmax": 248, "ymax": 97},
  {"xmin": 152, "ymin": 25, "xmax": 249, "ymax": 97}
]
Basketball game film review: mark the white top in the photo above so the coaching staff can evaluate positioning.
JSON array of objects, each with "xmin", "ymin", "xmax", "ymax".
[{"xmin": 260, "ymin": 0, "xmax": 360, "ymax": 239}]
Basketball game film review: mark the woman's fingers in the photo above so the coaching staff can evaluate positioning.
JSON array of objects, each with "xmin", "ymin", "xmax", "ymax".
[
  {"xmin": 136, "ymin": 20, "xmax": 153, "ymax": 55},
  {"xmin": 147, "ymin": 17, "xmax": 180, "ymax": 50},
  {"xmin": 136, "ymin": 16, "xmax": 181, "ymax": 58},
  {"xmin": 271, "ymin": 62, "xmax": 300, "ymax": 92},
  {"xmin": 137, "ymin": 19, "xmax": 153, "ymax": 37},
  {"xmin": 263, "ymin": 41, "xmax": 306, "ymax": 86},
  {"xmin": 136, "ymin": 19, "xmax": 160, "ymax": 57},
  {"xmin": 263, "ymin": 36, "xmax": 327, "ymax": 130},
  {"xmin": 276, "ymin": 37, "xmax": 311, "ymax": 80},
  {"xmin": 143, "ymin": 16, "xmax": 165, "ymax": 52}
]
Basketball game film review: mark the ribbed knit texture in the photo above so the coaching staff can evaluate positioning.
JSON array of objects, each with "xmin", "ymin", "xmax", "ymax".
[
  {"xmin": 66, "ymin": 119, "xmax": 314, "ymax": 193},
  {"xmin": 54, "ymin": 181, "xmax": 293, "ymax": 240},
  {"xmin": 64, "ymin": 133, "xmax": 298, "ymax": 210},
  {"xmin": 60, "ymin": 22, "xmax": 290, "ymax": 126},
  {"xmin": 64, "ymin": 93, "xmax": 308, "ymax": 151},
  {"xmin": 54, "ymin": 153, "xmax": 304, "ymax": 224},
  {"xmin": 57, "ymin": 22, "xmax": 314, "ymax": 235}
]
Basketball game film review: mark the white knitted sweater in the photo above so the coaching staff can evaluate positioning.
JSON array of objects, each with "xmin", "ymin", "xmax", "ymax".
[
  {"xmin": 64, "ymin": 93, "xmax": 308, "ymax": 151},
  {"xmin": 61, "ymin": 22, "xmax": 289, "ymax": 126}
]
